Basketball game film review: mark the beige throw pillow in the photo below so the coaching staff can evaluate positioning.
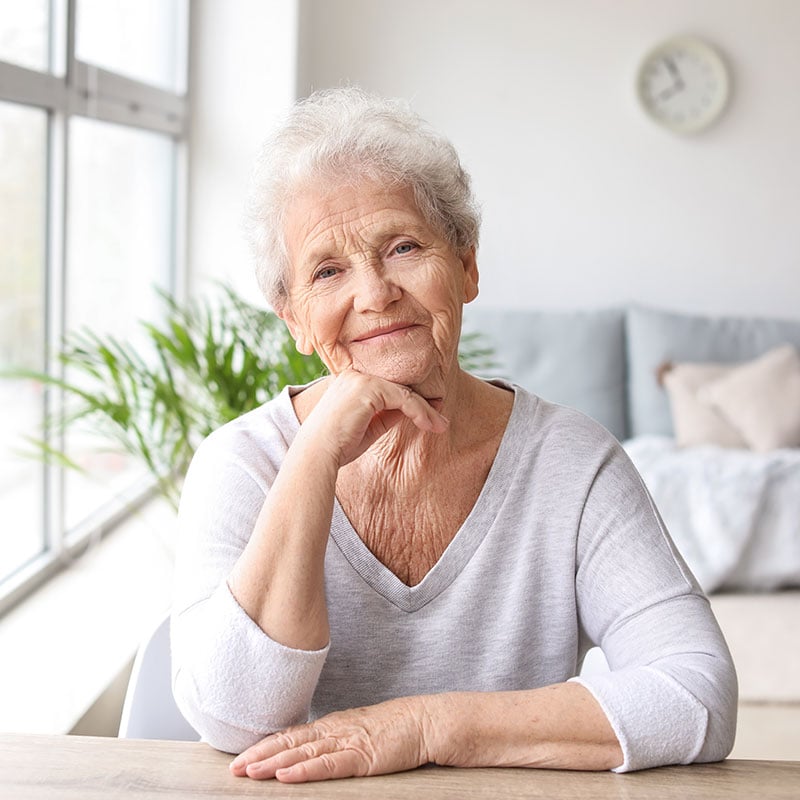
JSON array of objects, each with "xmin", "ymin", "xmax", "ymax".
[
  {"xmin": 662, "ymin": 363, "xmax": 747, "ymax": 448},
  {"xmin": 698, "ymin": 344, "xmax": 800, "ymax": 452}
]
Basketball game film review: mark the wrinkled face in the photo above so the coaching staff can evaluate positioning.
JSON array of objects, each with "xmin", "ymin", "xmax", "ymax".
[{"xmin": 277, "ymin": 180, "xmax": 478, "ymax": 395}]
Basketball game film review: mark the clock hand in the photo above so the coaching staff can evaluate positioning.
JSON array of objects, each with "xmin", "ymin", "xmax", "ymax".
[
  {"xmin": 663, "ymin": 56, "xmax": 686, "ymax": 91},
  {"xmin": 657, "ymin": 83, "xmax": 686, "ymax": 101},
  {"xmin": 656, "ymin": 56, "xmax": 687, "ymax": 102}
]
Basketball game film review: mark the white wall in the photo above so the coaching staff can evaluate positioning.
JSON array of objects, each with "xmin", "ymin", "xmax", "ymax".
[
  {"xmin": 188, "ymin": 0, "xmax": 299, "ymax": 304},
  {"xmin": 296, "ymin": 0, "xmax": 800, "ymax": 318}
]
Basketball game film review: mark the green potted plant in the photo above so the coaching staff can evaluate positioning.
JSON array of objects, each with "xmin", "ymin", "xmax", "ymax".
[{"xmin": 7, "ymin": 284, "xmax": 495, "ymax": 509}]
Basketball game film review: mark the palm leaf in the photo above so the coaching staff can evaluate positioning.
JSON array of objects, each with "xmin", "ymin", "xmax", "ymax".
[{"xmin": 2, "ymin": 283, "xmax": 494, "ymax": 510}]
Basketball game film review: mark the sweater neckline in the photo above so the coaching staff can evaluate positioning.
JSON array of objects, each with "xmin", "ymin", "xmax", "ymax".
[{"xmin": 279, "ymin": 379, "xmax": 530, "ymax": 613}]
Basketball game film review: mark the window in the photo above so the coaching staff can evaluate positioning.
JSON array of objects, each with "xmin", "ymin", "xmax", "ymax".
[
  {"xmin": 0, "ymin": 1, "xmax": 50, "ymax": 72},
  {"xmin": 0, "ymin": 1, "xmax": 188, "ymax": 612},
  {"xmin": 0, "ymin": 101, "xmax": 48, "ymax": 584},
  {"xmin": 75, "ymin": 0, "xmax": 186, "ymax": 92}
]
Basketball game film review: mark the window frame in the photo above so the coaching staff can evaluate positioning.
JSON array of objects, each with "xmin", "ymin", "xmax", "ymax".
[{"xmin": 0, "ymin": 0, "xmax": 189, "ymax": 616}]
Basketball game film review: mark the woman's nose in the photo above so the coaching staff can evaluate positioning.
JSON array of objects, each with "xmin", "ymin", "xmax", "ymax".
[{"xmin": 352, "ymin": 265, "xmax": 402, "ymax": 313}]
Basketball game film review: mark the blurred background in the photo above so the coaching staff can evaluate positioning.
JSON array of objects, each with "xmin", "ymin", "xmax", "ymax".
[{"xmin": 1, "ymin": 0, "xmax": 797, "ymax": 745}]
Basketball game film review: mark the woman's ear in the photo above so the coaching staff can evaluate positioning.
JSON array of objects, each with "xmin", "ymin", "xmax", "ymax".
[
  {"xmin": 276, "ymin": 304, "xmax": 315, "ymax": 356},
  {"xmin": 461, "ymin": 246, "xmax": 479, "ymax": 303}
]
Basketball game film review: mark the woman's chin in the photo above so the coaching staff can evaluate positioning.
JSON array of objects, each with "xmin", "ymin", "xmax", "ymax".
[{"xmin": 352, "ymin": 354, "xmax": 440, "ymax": 389}]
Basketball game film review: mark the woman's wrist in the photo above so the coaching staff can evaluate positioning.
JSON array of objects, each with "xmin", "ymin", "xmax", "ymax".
[
  {"xmin": 290, "ymin": 422, "xmax": 345, "ymax": 477},
  {"xmin": 415, "ymin": 692, "xmax": 467, "ymax": 767}
]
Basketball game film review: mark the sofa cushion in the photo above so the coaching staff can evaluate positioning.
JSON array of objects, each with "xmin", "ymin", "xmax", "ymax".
[
  {"xmin": 626, "ymin": 306, "xmax": 800, "ymax": 437},
  {"xmin": 699, "ymin": 344, "xmax": 800, "ymax": 452},
  {"xmin": 462, "ymin": 307, "xmax": 627, "ymax": 440},
  {"xmin": 662, "ymin": 362, "xmax": 747, "ymax": 448}
]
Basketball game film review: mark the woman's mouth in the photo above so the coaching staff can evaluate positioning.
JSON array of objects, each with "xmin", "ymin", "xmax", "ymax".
[{"xmin": 352, "ymin": 323, "xmax": 418, "ymax": 343}]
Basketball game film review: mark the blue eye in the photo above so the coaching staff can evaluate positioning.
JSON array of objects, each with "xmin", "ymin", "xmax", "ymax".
[
  {"xmin": 314, "ymin": 266, "xmax": 338, "ymax": 280},
  {"xmin": 394, "ymin": 242, "xmax": 415, "ymax": 255}
]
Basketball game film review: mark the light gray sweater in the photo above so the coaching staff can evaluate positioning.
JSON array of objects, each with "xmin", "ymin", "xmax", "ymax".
[{"xmin": 171, "ymin": 381, "xmax": 737, "ymax": 772}]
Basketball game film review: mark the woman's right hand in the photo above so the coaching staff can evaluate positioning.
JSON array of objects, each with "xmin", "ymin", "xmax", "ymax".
[{"xmin": 297, "ymin": 370, "xmax": 450, "ymax": 468}]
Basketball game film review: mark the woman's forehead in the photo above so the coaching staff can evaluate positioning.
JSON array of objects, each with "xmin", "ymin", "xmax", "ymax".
[{"xmin": 284, "ymin": 181, "xmax": 432, "ymax": 262}]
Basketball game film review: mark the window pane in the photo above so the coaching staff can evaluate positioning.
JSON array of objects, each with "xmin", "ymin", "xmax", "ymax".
[
  {"xmin": 76, "ymin": 0, "xmax": 185, "ymax": 92},
  {"xmin": 65, "ymin": 116, "xmax": 174, "ymax": 529},
  {"xmin": 0, "ymin": 101, "xmax": 47, "ymax": 581},
  {"xmin": 0, "ymin": 0, "xmax": 50, "ymax": 72}
]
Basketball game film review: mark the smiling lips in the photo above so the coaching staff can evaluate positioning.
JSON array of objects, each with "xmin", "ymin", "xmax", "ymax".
[{"xmin": 351, "ymin": 323, "xmax": 419, "ymax": 343}]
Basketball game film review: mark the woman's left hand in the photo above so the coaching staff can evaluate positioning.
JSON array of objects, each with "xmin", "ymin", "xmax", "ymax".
[{"xmin": 229, "ymin": 697, "xmax": 433, "ymax": 783}]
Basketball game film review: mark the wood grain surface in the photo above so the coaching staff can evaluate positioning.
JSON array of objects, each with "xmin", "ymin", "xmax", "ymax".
[{"xmin": 0, "ymin": 734, "xmax": 798, "ymax": 799}]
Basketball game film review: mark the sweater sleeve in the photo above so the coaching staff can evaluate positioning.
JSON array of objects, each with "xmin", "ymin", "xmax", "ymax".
[
  {"xmin": 170, "ymin": 424, "xmax": 329, "ymax": 753},
  {"xmin": 570, "ymin": 442, "xmax": 738, "ymax": 773}
]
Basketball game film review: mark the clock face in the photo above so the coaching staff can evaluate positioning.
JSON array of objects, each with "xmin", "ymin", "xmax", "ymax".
[{"xmin": 637, "ymin": 37, "xmax": 730, "ymax": 134}]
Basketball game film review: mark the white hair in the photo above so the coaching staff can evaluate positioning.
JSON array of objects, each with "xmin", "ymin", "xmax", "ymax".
[{"xmin": 245, "ymin": 87, "xmax": 481, "ymax": 308}]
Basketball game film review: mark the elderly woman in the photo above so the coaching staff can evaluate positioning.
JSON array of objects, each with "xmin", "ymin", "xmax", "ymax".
[{"xmin": 171, "ymin": 88, "xmax": 736, "ymax": 783}]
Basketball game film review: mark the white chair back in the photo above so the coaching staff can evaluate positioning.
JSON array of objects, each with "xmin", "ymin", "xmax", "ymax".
[{"xmin": 118, "ymin": 614, "xmax": 199, "ymax": 741}]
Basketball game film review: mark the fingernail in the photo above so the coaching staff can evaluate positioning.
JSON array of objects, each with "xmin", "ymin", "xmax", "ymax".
[
  {"xmin": 230, "ymin": 756, "xmax": 245, "ymax": 769},
  {"xmin": 275, "ymin": 766, "xmax": 295, "ymax": 782}
]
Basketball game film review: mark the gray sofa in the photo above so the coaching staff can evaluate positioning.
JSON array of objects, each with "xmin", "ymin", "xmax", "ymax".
[
  {"xmin": 463, "ymin": 303, "xmax": 800, "ymax": 759},
  {"xmin": 463, "ymin": 304, "xmax": 800, "ymax": 442}
]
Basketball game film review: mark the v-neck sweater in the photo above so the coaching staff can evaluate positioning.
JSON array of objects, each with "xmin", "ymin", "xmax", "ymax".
[{"xmin": 171, "ymin": 381, "xmax": 737, "ymax": 772}]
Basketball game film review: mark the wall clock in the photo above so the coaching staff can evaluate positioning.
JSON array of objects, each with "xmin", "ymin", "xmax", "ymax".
[{"xmin": 636, "ymin": 36, "xmax": 731, "ymax": 134}]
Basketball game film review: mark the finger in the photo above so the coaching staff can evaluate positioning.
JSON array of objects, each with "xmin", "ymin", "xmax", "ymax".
[
  {"xmin": 229, "ymin": 734, "xmax": 287, "ymax": 773},
  {"xmin": 244, "ymin": 738, "xmax": 340, "ymax": 781},
  {"xmin": 337, "ymin": 369, "xmax": 447, "ymax": 433},
  {"xmin": 375, "ymin": 383, "xmax": 448, "ymax": 433},
  {"xmin": 275, "ymin": 749, "xmax": 367, "ymax": 783},
  {"xmin": 229, "ymin": 729, "xmax": 316, "ymax": 775}
]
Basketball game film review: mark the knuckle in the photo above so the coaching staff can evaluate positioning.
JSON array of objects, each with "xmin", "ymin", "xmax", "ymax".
[
  {"xmin": 298, "ymin": 740, "xmax": 320, "ymax": 759},
  {"xmin": 273, "ymin": 723, "xmax": 319, "ymax": 752},
  {"xmin": 274, "ymin": 731, "xmax": 296, "ymax": 749},
  {"xmin": 340, "ymin": 369, "xmax": 366, "ymax": 387},
  {"xmin": 319, "ymin": 752, "xmax": 339, "ymax": 772}
]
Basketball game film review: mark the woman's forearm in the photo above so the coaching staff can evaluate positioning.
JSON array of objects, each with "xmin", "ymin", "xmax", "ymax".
[
  {"xmin": 227, "ymin": 427, "xmax": 339, "ymax": 651},
  {"xmin": 421, "ymin": 683, "xmax": 623, "ymax": 771},
  {"xmin": 226, "ymin": 373, "xmax": 449, "ymax": 652},
  {"xmin": 231, "ymin": 682, "xmax": 624, "ymax": 781}
]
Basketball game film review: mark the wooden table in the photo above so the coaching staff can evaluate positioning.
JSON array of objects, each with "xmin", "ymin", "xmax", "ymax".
[{"xmin": 0, "ymin": 734, "xmax": 798, "ymax": 799}]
